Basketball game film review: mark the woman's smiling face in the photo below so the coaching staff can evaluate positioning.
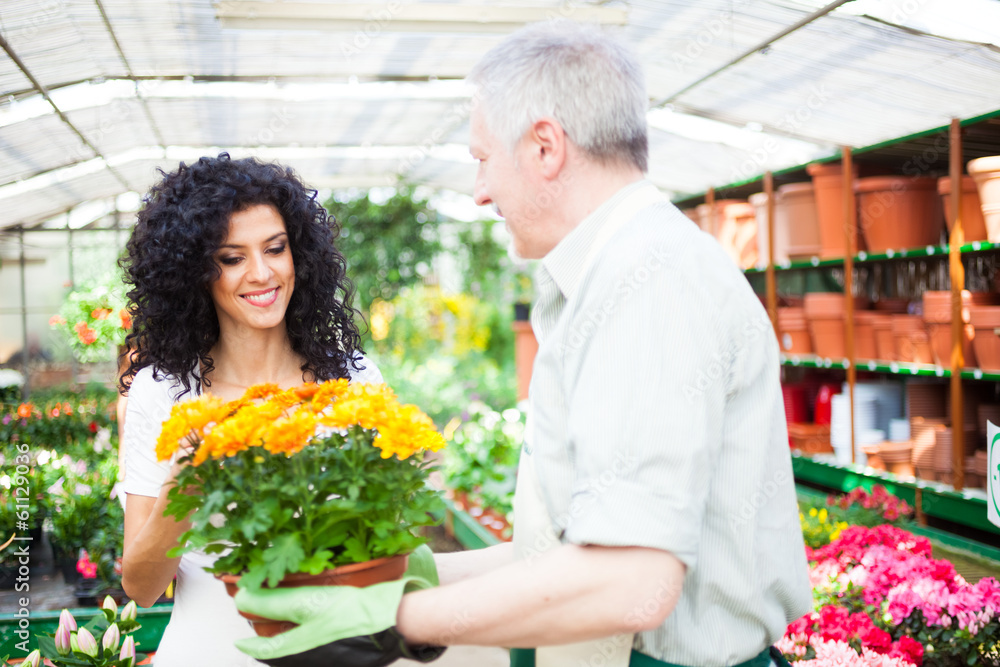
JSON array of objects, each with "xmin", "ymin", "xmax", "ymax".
[{"xmin": 210, "ymin": 203, "xmax": 295, "ymax": 335}]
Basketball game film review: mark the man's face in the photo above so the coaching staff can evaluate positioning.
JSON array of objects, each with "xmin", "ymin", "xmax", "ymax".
[{"xmin": 469, "ymin": 107, "xmax": 546, "ymax": 259}]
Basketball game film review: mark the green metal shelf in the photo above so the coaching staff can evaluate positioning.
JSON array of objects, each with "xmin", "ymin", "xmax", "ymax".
[
  {"xmin": 792, "ymin": 454, "xmax": 1000, "ymax": 544},
  {"xmin": 745, "ymin": 240, "xmax": 1000, "ymax": 275},
  {"xmin": 780, "ymin": 354, "xmax": 1000, "ymax": 382}
]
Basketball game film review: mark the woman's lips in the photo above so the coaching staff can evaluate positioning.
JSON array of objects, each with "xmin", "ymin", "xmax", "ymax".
[{"xmin": 241, "ymin": 287, "xmax": 278, "ymax": 307}]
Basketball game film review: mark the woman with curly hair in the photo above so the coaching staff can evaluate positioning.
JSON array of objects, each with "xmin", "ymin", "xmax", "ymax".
[{"xmin": 118, "ymin": 153, "xmax": 381, "ymax": 665}]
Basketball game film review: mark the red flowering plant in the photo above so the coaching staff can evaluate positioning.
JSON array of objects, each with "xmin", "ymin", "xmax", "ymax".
[
  {"xmin": 827, "ymin": 485, "xmax": 914, "ymax": 527},
  {"xmin": 49, "ymin": 273, "xmax": 131, "ymax": 363},
  {"xmin": 784, "ymin": 525, "xmax": 1000, "ymax": 667}
]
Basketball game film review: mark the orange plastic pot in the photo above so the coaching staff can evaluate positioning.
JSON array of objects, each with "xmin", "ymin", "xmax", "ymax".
[
  {"xmin": 856, "ymin": 176, "xmax": 943, "ymax": 253},
  {"xmin": 806, "ymin": 162, "xmax": 860, "ymax": 259},
  {"xmin": 968, "ymin": 156, "xmax": 1000, "ymax": 242},
  {"xmin": 970, "ymin": 305, "xmax": 1000, "ymax": 371},
  {"xmin": 891, "ymin": 315, "xmax": 932, "ymax": 364},
  {"xmin": 854, "ymin": 311, "xmax": 878, "ymax": 360},
  {"xmin": 218, "ymin": 555, "xmax": 409, "ymax": 637},
  {"xmin": 809, "ymin": 318, "xmax": 846, "ymax": 359},
  {"xmin": 938, "ymin": 175, "xmax": 987, "ymax": 243},
  {"xmin": 777, "ymin": 307, "xmax": 811, "ymax": 354},
  {"xmin": 873, "ymin": 314, "xmax": 895, "ymax": 361},
  {"xmin": 776, "ymin": 183, "xmax": 822, "ymax": 260}
]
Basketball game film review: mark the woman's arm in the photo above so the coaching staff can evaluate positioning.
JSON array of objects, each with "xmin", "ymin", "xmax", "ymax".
[
  {"xmin": 121, "ymin": 476, "xmax": 190, "ymax": 607},
  {"xmin": 434, "ymin": 542, "xmax": 514, "ymax": 586}
]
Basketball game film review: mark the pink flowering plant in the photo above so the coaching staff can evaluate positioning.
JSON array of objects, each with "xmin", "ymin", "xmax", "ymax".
[
  {"xmin": 827, "ymin": 485, "xmax": 914, "ymax": 527},
  {"xmin": 36, "ymin": 597, "xmax": 146, "ymax": 667},
  {"xmin": 781, "ymin": 525, "xmax": 1000, "ymax": 667}
]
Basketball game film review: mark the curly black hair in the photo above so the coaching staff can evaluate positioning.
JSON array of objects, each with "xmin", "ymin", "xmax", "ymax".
[{"xmin": 119, "ymin": 153, "xmax": 363, "ymax": 396}]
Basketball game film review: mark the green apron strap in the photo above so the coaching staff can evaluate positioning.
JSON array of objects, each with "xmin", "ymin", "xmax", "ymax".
[{"xmin": 509, "ymin": 647, "xmax": 775, "ymax": 667}]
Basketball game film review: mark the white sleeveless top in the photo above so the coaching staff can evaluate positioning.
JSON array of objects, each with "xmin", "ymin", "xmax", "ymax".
[{"xmin": 122, "ymin": 357, "xmax": 383, "ymax": 667}]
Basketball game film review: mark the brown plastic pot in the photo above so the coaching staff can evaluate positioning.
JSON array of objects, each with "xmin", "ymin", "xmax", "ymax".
[
  {"xmin": 807, "ymin": 162, "xmax": 860, "ymax": 259},
  {"xmin": 927, "ymin": 323, "xmax": 977, "ymax": 368},
  {"xmin": 891, "ymin": 315, "xmax": 932, "ymax": 363},
  {"xmin": 856, "ymin": 176, "xmax": 943, "ymax": 253},
  {"xmin": 970, "ymin": 305, "xmax": 1000, "ymax": 371},
  {"xmin": 873, "ymin": 314, "xmax": 895, "ymax": 360},
  {"xmin": 777, "ymin": 308, "xmax": 812, "ymax": 354},
  {"xmin": 855, "ymin": 311, "xmax": 878, "ymax": 360},
  {"xmin": 809, "ymin": 318, "xmax": 846, "ymax": 359},
  {"xmin": 776, "ymin": 182, "xmax": 822, "ymax": 260},
  {"xmin": 968, "ymin": 156, "xmax": 1000, "ymax": 241},
  {"xmin": 218, "ymin": 555, "xmax": 409, "ymax": 637},
  {"xmin": 938, "ymin": 175, "xmax": 987, "ymax": 243}
]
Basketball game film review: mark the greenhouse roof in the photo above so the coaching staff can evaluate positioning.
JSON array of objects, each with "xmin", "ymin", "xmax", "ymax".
[{"xmin": 1, "ymin": 0, "xmax": 999, "ymax": 230}]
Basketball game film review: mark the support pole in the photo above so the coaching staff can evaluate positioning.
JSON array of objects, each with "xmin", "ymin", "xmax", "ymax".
[
  {"xmin": 843, "ymin": 147, "xmax": 857, "ymax": 464},
  {"xmin": 764, "ymin": 172, "xmax": 778, "ymax": 337},
  {"xmin": 68, "ymin": 225, "xmax": 78, "ymax": 386},
  {"xmin": 705, "ymin": 187, "xmax": 716, "ymax": 237},
  {"xmin": 19, "ymin": 228, "xmax": 30, "ymax": 400},
  {"xmin": 949, "ymin": 119, "xmax": 965, "ymax": 491}
]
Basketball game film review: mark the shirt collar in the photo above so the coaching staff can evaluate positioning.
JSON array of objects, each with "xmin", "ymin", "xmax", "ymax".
[{"xmin": 540, "ymin": 179, "xmax": 657, "ymax": 301}]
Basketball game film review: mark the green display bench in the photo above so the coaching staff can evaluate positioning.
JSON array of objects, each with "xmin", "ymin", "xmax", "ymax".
[
  {"xmin": 0, "ymin": 604, "xmax": 171, "ymax": 657},
  {"xmin": 793, "ymin": 453, "xmax": 1000, "ymax": 558},
  {"xmin": 438, "ymin": 497, "xmax": 503, "ymax": 550}
]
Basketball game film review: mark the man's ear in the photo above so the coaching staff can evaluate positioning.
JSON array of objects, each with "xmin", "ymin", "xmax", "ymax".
[{"xmin": 527, "ymin": 117, "xmax": 567, "ymax": 180}]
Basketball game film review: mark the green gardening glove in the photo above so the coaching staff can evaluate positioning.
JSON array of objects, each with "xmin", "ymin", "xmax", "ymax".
[{"xmin": 234, "ymin": 545, "xmax": 446, "ymax": 667}]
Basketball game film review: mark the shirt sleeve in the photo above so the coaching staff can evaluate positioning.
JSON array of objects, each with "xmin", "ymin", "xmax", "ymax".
[
  {"xmin": 559, "ymin": 253, "xmax": 732, "ymax": 571},
  {"xmin": 349, "ymin": 353, "xmax": 384, "ymax": 384},
  {"xmin": 121, "ymin": 367, "xmax": 174, "ymax": 498}
]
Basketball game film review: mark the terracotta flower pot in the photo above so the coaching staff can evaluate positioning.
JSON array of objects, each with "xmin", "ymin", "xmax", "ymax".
[
  {"xmin": 776, "ymin": 183, "xmax": 822, "ymax": 260},
  {"xmin": 872, "ymin": 314, "xmax": 895, "ymax": 361},
  {"xmin": 218, "ymin": 555, "xmax": 409, "ymax": 637},
  {"xmin": 750, "ymin": 192, "xmax": 789, "ymax": 265},
  {"xmin": 777, "ymin": 307, "xmax": 811, "ymax": 354},
  {"xmin": 856, "ymin": 176, "xmax": 943, "ymax": 253},
  {"xmin": 968, "ymin": 155, "xmax": 1000, "ymax": 241},
  {"xmin": 969, "ymin": 305, "xmax": 1000, "ymax": 371},
  {"xmin": 891, "ymin": 315, "xmax": 932, "ymax": 364},
  {"xmin": 938, "ymin": 175, "xmax": 987, "ymax": 243},
  {"xmin": 807, "ymin": 162, "xmax": 861, "ymax": 259},
  {"xmin": 855, "ymin": 311, "xmax": 878, "ymax": 360},
  {"xmin": 921, "ymin": 290, "xmax": 978, "ymax": 367}
]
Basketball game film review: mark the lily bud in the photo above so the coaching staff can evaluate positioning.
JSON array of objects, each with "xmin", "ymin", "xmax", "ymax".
[
  {"xmin": 70, "ymin": 633, "xmax": 79, "ymax": 653},
  {"xmin": 120, "ymin": 635, "xmax": 136, "ymax": 667},
  {"xmin": 76, "ymin": 627, "xmax": 99, "ymax": 657},
  {"xmin": 103, "ymin": 622, "xmax": 121, "ymax": 652},
  {"xmin": 55, "ymin": 622, "xmax": 72, "ymax": 655},
  {"xmin": 102, "ymin": 595, "xmax": 118, "ymax": 616},
  {"xmin": 121, "ymin": 599, "xmax": 138, "ymax": 623},
  {"xmin": 59, "ymin": 608, "xmax": 78, "ymax": 631},
  {"xmin": 18, "ymin": 649, "xmax": 40, "ymax": 667}
]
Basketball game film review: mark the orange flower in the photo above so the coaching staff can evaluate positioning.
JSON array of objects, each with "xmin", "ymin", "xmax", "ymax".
[
  {"xmin": 155, "ymin": 395, "xmax": 230, "ymax": 461},
  {"xmin": 49, "ymin": 315, "xmax": 66, "ymax": 326},
  {"xmin": 120, "ymin": 310, "xmax": 132, "ymax": 330},
  {"xmin": 260, "ymin": 409, "xmax": 319, "ymax": 456},
  {"xmin": 91, "ymin": 308, "xmax": 112, "ymax": 320},
  {"xmin": 74, "ymin": 322, "xmax": 97, "ymax": 345},
  {"xmin": 16, "ymin": 403, "xmax": 34, "ymax": 419}
]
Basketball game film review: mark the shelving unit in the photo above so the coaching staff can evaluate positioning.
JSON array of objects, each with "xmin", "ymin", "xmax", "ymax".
[{"xmin": 677, "ymin": 111, "xmax": 1000, "ymax": 542}]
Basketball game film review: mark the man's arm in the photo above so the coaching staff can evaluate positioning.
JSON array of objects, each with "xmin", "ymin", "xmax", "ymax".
[
  {"xmin": 398, "ymin": 543, "xmax": 684, "ymax": 647},
  {"xmin": 434, "ymin": 542, "xmax": 515, "ymax": 586}
]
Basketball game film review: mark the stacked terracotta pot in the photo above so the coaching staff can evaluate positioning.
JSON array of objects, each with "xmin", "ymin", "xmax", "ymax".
[
  {"xmin": 890, "ymin": 315, "xmax": 933, "ymax": 364},
  {"xmin": 804, "ymin": 293, "xmax": 847, "ymax": 358},
  {"xmin": 854, "ymin": 311, "xmax": 879, "ymax": 360},
  {"xmin": 910, "ymin": 417, "xmax": 947, "ymax": 481},
  {"xmin": 969, "ymin": 305, "xmax": 1000, "ymax": 371},
  {"xmin": 938, "ymin": 175, "xmax": 987, "ymax": 243},
  {"xmin": 856, "ymin": 176, "xmax": 944, "ymax": 253},
  {"xmin": 921, "ymin": 290, "xmax": 978, "ymax": 368},
  {"xmin": 749, "ymin": 184, "xmax": 823, "ymax": 264},
  {"xmin": 777, "ymin": 307, "xmax": 811, "ymax": 354},
  {"xmin": 969, "ymin": 156, "xmax": 1000, "ymax": 241},
  {"xmin": 806, "ymin": 163, "xmax": 860, "ymax": 259},
  {"xmin": 877, "ymin": 440, "xmax": 914, "ymax": 478}
]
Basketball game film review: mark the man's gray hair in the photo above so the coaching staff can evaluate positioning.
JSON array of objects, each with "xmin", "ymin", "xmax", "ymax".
[{"xmin": 467, "ymin": 20, "xmax": 648, "ymax": 173}]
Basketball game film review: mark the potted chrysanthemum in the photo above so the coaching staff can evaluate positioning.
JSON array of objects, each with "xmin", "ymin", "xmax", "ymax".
[{"xmin": 156, "ymin": 380, "xmax": 446, "ymax": 635}]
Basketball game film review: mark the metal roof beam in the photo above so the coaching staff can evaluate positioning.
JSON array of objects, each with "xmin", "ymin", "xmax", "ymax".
[
  {"xmin": 0, "ymin": 33, "xmax": 133, "ymax": 191},
  {"xmin": 93, "ymin": 0, "xmax": 168, "ymax": 148},
  {"xmin": 651, "ymin": 0, "xmax": 854, "ymax": 109}
]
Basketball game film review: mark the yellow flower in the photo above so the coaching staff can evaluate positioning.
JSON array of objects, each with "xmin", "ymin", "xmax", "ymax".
[{"xmin": 155, "ymin": 395, "xmax": 230, "ymax": 461}]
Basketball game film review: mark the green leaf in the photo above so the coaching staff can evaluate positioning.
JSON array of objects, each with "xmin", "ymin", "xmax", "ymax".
[
  {"xmin": 262, "ymin": 533, "xmax": 306, "ymax": 588},
  {"xmin": 342, "ymin": 537, "xmax": 370, "ymax": 564}
]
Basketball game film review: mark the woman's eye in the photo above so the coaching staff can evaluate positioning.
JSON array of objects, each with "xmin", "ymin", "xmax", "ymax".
[
  {"xmin": 267, "ymin": 244, "xmax": 286, "ymax": 255},
  {"xmin": 219, "ymin": 256, "xmax": 241, "ymax": 266}
]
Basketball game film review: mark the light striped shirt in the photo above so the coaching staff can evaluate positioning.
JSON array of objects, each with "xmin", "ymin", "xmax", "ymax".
[{"xmin": 527, "ymin": 180, "xmax": 812, "ymax": 666}]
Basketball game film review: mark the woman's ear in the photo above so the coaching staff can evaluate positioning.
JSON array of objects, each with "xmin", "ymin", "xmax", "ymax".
[{"xmin": 527, "ymin": 117, "xmax": 567, "ymax": 180}]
